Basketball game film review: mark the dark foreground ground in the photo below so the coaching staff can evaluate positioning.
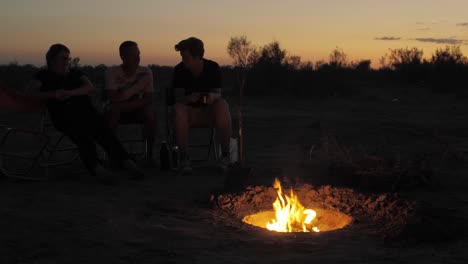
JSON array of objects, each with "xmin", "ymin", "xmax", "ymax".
[{"xmin": 1, "ymin": 88, "xmax": 468, "ymax": 263}]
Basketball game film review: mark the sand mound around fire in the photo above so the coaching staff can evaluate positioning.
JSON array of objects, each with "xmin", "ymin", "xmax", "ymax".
[{"xmin": 211, "ymin": 184, "xmax": 462, "ymax": 242}]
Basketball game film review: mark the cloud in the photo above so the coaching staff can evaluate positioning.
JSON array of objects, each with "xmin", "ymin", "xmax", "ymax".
[
  {"xmin": 414, "ymin": 37, "xmax": 465, "ymax": 45},
  {"xmin": 375, "ymin": 37, "xmax": 401, "ymax": 41},
  {"xmin": 417, "ymin": 20, "xmax": 442, "ymax": 25},
  {"xmin": 457, "ymin": 22, "xmax": 468, "ymax": 27}
]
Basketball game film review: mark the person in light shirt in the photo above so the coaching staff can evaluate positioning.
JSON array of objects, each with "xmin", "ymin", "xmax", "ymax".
[
  {"xmin": 105, "ymin": 41, "xmax": 158, "ymax": 166},
  {"xmin": 26, "ymin": 44, "xmax": 145, "ymax": 183}
]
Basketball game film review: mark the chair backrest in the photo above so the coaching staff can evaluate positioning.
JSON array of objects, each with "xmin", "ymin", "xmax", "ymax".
[{"xmin": 0, "ymin": 82, "xmax": 45, "ymax": 113}]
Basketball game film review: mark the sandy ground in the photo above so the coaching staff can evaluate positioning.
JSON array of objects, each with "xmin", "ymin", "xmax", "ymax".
[{"xmin": 1, "ymin": 90, "xmax": 468, "ymax": 263}]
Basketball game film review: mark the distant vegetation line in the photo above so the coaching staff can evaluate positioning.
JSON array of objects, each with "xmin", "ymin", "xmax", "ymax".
[{"xmin": 2, "ymin": 40, "xmax": 468, "ymax": 97}]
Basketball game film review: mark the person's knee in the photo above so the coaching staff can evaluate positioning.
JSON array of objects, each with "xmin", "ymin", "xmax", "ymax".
[
  {"xmin": 213, "ymin": 98, "xmax": 229, "ymax": 110},
  {"xmin": 174, "ymin": 103, "xmax": 189, "ymax": 120},
  {"xmin": 212, "ymin": 98, "xmax": 231, "ymax": 118}
]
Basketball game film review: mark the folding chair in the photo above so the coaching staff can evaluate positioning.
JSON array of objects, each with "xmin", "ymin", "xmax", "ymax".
[
  {"xmin": 99, "ymin": 86, "xmax": 149, "ymax": 161},
  {"xmin": 112, "ymin": 122, "xmax": 148, "ymax": 161},
  {"xmin": 39, "ymin": 112, "xmax": 82, "ymax": 177},
  {"xmin": 164, "ymin": 85, "xmax": 220, "ymax": 164},
  {"xmin": 0, "ymin": 124, "xmax": 49, "ymax": 180},
  {"xmin": 0, "ymin": 111, "xmax": 83, "ymax": 180},
  {"xmin": 165, "ymin": 109, "xmax": 219, "ymax": 163}
]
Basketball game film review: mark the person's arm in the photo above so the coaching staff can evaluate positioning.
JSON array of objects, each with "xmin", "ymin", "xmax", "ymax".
[
  {"xmin": 174, "ymin": 88, "xmax": 198, "ymax": 104},
  {"xmin": 64, "ymin": 76, "xmax": 94, "ymax": 97},
  {"xmin": 25, "ymin": 79, "xmax": 67, "ymax": 100},
  {"xmin": 172, "ymin": 68, "xmax": 198, "ymax": 104},
  {"xmin": 142, "ymin": 68, "xmax": 154, "ymax": 98},
  {"xmin": 107, "ymin": 69, "xmax": 152, "ymax": 102},
  {"xmin": 121, "ymin": 70, "xmax": 152, "ymax": 99},
  {"xmin": 105, "ymin": 68, "xmax": 124, "ymax": 102}
]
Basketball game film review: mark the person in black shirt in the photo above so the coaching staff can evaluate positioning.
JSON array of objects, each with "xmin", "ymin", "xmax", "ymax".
[
  {"xmin": 27, "ymin": 44, "xmax": 144, "ymax": 183},
  {"xmin": 170, "ymin": 37, "xmax": 232, "ymax": 173}
]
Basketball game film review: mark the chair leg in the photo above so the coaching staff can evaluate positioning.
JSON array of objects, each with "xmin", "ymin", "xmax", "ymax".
[
  {"xmin": 0, "ymin": 127, "xmax": 50, "ymax": 180},
  {"xmin": 205, "ymin": 128, "xmax": 214, "ymax": 161},
  {"xmin": 211, "ymin": 128, "xmax": 220, "ymax": 161},
  {"xmin": 41, "ymin": 134, "xmax": 81, "ymax": 178},
  {"xmin": 142, "ymin": 125, "xmax": 148, "ymax": 161}
]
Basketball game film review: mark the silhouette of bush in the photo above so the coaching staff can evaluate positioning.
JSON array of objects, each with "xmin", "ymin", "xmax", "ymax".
[
  {"xmin": 429, "ymin": 46, "xmax": 468, "ymax": 93},
  {"xmin": 1, "ymin": 43, "xmax": 468, "ymax": 99}
]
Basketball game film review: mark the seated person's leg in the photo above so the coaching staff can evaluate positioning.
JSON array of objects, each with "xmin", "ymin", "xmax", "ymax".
[
  {"xmin": 92, "ymin": 114, "xmax": 145, "ymax": 179},
  {"xmin": 62, "ymin": 127, "xmax": 99, "ymax": 174},
  {"xmin": 210, "ymin": 98, "xmax": 232, "ymax": 157},
  {"xmin": 107, "ymin": 96, "xmax": 150, "ymax": 128},
  {"xmin": 174, "ymin": 102, "xmax": 190, "ymax": 158},
  {"xmin": 106, "ymin": 105, "xmax": 122, "ymax": 129}
]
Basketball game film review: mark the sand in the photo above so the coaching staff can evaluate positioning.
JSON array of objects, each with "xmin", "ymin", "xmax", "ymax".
[{"xmin": 1, "ymin": 92, "xmax": 468, "ymax": 263}]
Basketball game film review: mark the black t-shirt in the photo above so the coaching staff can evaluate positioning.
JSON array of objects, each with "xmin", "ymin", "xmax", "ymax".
[
  {"xmin": 34, "ymin": 69, "xmax": 96, "ymax": 129},
  {"xmin": 169, "ymin": 58, "xmax": 222, "ymax": 105}
]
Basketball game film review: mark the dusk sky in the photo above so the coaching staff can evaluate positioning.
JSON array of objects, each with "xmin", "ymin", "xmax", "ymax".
[{"xmin": 1, "ymin": 0, "xmax": 468, "ymax": 67}]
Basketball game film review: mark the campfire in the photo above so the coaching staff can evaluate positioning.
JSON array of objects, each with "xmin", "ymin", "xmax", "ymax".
[{"xmin": 242, "ymin": 178, "xmax": 352, "ymax": 233}]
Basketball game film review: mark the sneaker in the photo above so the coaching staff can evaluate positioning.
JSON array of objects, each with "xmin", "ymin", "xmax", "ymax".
[
  {"xmin": 218, "ymin": 155, "xmax": 231, "ymax": 172},
  {"xmin": 123, "ymin": 159, "xmax": 146, "ymax": 180},
  {"xmin": 180, "ymin": 158, "xmax": 192, "ymax": 174},
  {"xmin": 94, "ymin": 164, "xmax": 116, "ymax": 185}
]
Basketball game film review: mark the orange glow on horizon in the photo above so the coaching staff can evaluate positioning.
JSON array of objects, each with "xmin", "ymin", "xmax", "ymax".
[{"xmin": 1, "ymin": 1, "xmax": 467, "ymax": 68}]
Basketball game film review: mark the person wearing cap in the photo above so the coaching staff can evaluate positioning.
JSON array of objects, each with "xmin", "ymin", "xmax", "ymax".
[{"xmin": 170, "ymin": 37, "xmax": 232, "ymax": 173}]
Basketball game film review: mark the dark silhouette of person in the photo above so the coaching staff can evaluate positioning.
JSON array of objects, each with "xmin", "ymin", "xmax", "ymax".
[
  {"xmin": 105, "ymin": 41, "xmax": 157, "ymax": 166},
  {"xmin": 170, "ymin": 37, "xmax": 232, "ymax": 173},
  {"xmin": 26, "ymin": 43, "xmax": 144, "ymax": 183}
]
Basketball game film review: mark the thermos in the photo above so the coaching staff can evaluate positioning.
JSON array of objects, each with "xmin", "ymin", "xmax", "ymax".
[{"xmin": 171, "ymin": 146, "xmax": 180, "ymax": 170}]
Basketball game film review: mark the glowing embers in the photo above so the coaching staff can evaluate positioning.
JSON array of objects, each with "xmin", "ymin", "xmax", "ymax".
[{"xmin": 242, "ymin": 178, "xmax": 352, "ymax": 233}]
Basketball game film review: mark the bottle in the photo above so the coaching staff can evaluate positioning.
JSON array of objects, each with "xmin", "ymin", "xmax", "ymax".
[
  {"xmin": 160, "ymin": 141, "xmax": 170, "ymax": 170},
  {"xmin": 171, "ymin": 146, "xmax": 180, "ymax": 170}
]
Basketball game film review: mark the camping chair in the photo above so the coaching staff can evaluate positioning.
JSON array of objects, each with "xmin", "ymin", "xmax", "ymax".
[
  {"xmin": 164, "ymin": 85, "xmax": 220, "ymax": 165},
  {"xmin": 0, "ymin": 81, "xmax": 83, "ymax": 180},
  {"xmin": 110, "ymin": 119, "xmax": 149, "ymax": 161},
  {"xmin": 39, "ymin": 112, "xmax": 82, "ymax": 177},
  {"xmin": 100, "ymin": 86, "xmax": 149, "ymax": 161},
  {"xmin": 0, "ymin": 112, "xmax": 81, "ymax": 180},
  {"xmin": 0, "ymin": 124, "xmax": 49, "ymax": 180},
  {"xmin": 165, "ymin": 108, "xmax": 219, "ymax": 164}
]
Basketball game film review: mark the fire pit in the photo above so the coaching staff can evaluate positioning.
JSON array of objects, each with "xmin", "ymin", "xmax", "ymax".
[
  {"xmin": 242, "ymin": 178, "xmax": 352, "ymax": 233},
  {"xmin": 212, "ymin": 176, "xmax": 418, "ymax": 240}
]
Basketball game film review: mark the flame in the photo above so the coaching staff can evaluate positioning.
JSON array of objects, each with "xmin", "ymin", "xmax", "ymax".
[{"xmin": 266, "ymin": 178, "xmax": 320, "ymax": 233}]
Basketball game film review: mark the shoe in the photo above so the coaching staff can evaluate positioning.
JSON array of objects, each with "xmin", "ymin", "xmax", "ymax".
[
  {"xmin": 218, "ymin": 155, "xmax": 231, "ymax": 172},
  {"xmin": 180, "ymin": 158, "xmax": 192, "ymax": 174},
  {"xmin": 94, "ymin": 164, "xmax": 116, "ymax": 185},
  {"xmin": 123, "ymin": 159, "xmax": 146, "ymax": 180}
]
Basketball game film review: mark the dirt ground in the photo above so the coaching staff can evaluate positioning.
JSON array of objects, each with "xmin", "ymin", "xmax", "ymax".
[{"xmin": 1, "ymin": 88, "xmax": 468, "ymax": 263}]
